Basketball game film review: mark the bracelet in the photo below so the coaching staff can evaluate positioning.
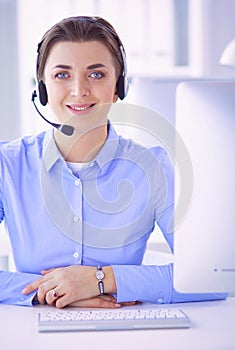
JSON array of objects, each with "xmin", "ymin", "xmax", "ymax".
[{"xmin": 96, "ymin": 265, "xmax": 105, "ymax": 295}]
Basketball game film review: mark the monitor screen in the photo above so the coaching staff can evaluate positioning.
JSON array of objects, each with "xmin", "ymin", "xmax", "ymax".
[{"xmin": 173, "ymin": 80, "xmax": 235, "ymax": 293}]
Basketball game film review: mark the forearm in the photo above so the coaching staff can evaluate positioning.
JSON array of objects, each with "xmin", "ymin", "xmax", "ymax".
[{"xmin": 0, "ymin": 270, "xmax": 40, "ymax": 306}]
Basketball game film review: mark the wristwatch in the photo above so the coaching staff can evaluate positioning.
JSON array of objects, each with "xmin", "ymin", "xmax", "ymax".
[{"xmin": 96, "ymin": 265, "xmax": 105, "ymax": 295}]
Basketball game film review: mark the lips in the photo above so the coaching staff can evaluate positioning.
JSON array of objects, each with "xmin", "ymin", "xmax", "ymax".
[{"xmin": 67, "ymin": 103, "xmax": 96, "ymax": 113}]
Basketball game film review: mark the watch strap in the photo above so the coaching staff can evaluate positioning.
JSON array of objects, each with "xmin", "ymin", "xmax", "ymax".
[
  {"xmin": 98, "ymin": 280, "xmax": 104, "ymax": 295},
  {"xmin": 96, "ymin": 265, "xmax": 105, "ymax": 295}
]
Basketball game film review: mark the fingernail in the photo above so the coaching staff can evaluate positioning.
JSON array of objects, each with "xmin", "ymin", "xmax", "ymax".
[
  {"xmin": 114, "ymin": 303, "xmax": 121, "ymax": 308},
  {"xmin": 22, "ymin": 288, "xmax": 27, "ymax": 294}
]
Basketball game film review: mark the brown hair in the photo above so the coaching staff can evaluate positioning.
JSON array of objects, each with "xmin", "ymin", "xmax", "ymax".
[{"xmin": 36, "ymin": 16, "xmax": 125, "ymax": 82}]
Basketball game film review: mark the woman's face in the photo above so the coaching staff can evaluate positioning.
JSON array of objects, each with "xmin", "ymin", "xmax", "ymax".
[{"xmin": 43, "ymin": 40, "xmax": 118, "ymax": 128}]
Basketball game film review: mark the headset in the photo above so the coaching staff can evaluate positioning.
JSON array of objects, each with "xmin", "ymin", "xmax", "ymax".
[{"xmin": 32, "ymin": 17, "xmax": 128, "ymax": 135}]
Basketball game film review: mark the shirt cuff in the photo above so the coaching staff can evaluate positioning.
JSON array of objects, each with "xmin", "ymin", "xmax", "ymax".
[{"xmin": 112, "ymin": 264, "xmax": 173, "ymax": 304}]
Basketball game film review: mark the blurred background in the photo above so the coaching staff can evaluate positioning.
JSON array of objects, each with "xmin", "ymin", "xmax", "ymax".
[{"xmin": 1, "ymin": 0, "xmax": 235, "ymax": 140}]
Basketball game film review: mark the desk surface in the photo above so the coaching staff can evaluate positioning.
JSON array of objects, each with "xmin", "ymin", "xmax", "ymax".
[{"xmin": 0, "ymin": 298, "xmax": 234, "ymax": 350}]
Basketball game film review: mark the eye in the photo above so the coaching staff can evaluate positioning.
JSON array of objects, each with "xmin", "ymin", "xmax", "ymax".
[
  {"xmin": 55, "ymin": 72, "xmax": 69, "ymax": 79},
  {"xmin": 89, "ymin": 71, "xmax": 105, "ymax": 79}
]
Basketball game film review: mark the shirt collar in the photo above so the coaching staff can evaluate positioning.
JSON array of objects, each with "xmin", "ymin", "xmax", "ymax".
[
  {"xmin": 43, "ymin": 128, "xmax": 63, "ymax": 172},
  {"xmin": 42, "ymin": 123, "xmax": 120, "ymax": 173},
  {"xmin": 95, "ymin": 122, "xmax": 119, "ymax": 171}
]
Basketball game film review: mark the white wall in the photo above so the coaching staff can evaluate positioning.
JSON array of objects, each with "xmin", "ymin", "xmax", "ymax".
[
  {"xmin": 0, "ymin": 0, "xmax": 20, "ymax": 140},
  {"xmin": 188, "ymin": 0, "xmax": 235, "ymax": 78}
]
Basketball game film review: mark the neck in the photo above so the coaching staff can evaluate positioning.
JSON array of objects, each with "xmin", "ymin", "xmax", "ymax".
[{"xmin": 54, "ymin": 122, "xmax": 108, "ymax": 163}]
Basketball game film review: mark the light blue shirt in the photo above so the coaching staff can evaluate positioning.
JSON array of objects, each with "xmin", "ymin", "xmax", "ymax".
[{"xmin": 0, "ymin": 124, "xmax": 226, "ymax": 306}]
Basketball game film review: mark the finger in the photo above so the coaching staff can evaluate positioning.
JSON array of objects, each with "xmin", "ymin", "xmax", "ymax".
[
  {"xmin": 98, "ymin": 294, "xmax": 117, "ymax": 302},
  {"xmin": 45, "ymin": 289, "xmax": 61, "ymax": 305},
  {"xmin": 66, "ymin": 297, "xmax": 121, "ymax": 309},
  {"xmin": 37, "ymin": 281, "xmax": 58, "ymax": 304},
  {"xmin": 41, "ymin": 268, "xmax": 58, "ymax": 275},
  {"xmin": 22, "ymin": 277, "xmax": 44, "ymax": 295},
  {"xmin": 95, "ymin": 295, "xmax": 139, "ymax": 307}
]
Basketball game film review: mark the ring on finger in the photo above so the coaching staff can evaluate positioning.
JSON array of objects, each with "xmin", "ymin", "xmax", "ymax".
[{"xmin": 52, "ymin": 289, "xmax": 58, "ymax": 298}]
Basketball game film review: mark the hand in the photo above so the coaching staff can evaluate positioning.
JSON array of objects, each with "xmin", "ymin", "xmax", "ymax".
[
  {"xmin": 34, "ymin": 293, "xmax": 140, "ymax": 309},
  {"xmin": 67, "ymin": 295, "xmax": 140, "ymax": 309},
  {"xmin": 22, "ymin": 265, "xmax": 116, "ymax": 308}
]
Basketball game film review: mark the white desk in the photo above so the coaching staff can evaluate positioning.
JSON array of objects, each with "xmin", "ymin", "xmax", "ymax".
[{"xmin": 0, "ymin": 298, "xmax": 234, "ymax": 350}]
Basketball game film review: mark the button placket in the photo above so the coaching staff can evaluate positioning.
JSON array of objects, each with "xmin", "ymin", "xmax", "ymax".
[{"xmin": 70, "ymin": 176, "xmax": 83, "ymax": 222}]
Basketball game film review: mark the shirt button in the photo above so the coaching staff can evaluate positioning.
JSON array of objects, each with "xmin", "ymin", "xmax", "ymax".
[
  {"xmin": 74, "ymin": 179, "xmax": 80, "ymax": 186},
  {"xmin": 157, "ymin": 298, "xmax": 163, "ymax": 304},
  {"xmin": 89, "ymin": 161, "xmax": 95, "ymax": 167},
  {"xmin": 73, "ymin": 216, "xmax": 79, "ymax": 222},
  {"xmin": 73, "ymin": 252, "xmax": 79, "ymax": 258}
]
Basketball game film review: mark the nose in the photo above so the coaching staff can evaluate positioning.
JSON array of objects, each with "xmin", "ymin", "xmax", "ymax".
[{"xmin": 70, "ymin": 76, "xmax": 90, "ymax": 98}]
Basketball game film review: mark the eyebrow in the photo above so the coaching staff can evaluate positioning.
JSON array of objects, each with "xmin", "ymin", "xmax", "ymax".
[
  {"xmin": 53, "ymin": 64, "xmax": 72, "ymax": 70},
  {"xmin": 87, "ymin": 63, "xmax": 107, "ymax": 70},
  {"xmin": 52, "ymin": 63, "xmax": 107, "ymax": 70}
]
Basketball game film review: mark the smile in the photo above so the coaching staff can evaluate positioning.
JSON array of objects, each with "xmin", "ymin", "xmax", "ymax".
[
  {"xmin": 72, "ymin": 105, "xmax": 94, "ymax": 111},
  {"xmin": 67, "ymin": 103, "xmax": 96, "ymax": 114}
]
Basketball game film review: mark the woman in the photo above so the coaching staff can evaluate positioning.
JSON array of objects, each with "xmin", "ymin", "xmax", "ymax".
[{"xmin": 0, "ymin": 16, "xmax": 226, "ymax": 308}]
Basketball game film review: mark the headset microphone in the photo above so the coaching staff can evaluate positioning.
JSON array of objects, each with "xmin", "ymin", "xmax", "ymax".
[{"xmin": 31, "ymin": 91, "xmax": 74, "ymax": 136}]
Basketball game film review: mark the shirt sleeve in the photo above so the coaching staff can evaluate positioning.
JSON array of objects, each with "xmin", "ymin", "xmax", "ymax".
[
  {"xmin": 112, "ymin": 263, "xmax": 228, "ymax": 304},
  {"xmin": 0, "ymin": 146, "xmax": 40, "ymax": 306},
  {"xmin": 112, "ymin": 147, "xmax": 228, "ymax": 304},
  {"xmin": 0, "ymin": 270, "xmax": 40, "ymax": 306},
  {"xmin": 0, "ymin": 149, "xmax": 4, "ymax": 224},
  {"xmin": 152, "ymin": 146, "xmax": 174, "ymax": 251}
]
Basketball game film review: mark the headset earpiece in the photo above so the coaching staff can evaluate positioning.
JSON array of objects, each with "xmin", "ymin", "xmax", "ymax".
[
  {"xmin": 38, "ymin": 80, "xmax": 48, "ymax": 106},
  {"xmin": 116, "ymin": 75, "xmax": 126, "ymax": 100},
  {"xmin": 116, "ymin": 45, "xmax": 129, "ymax": 100}
]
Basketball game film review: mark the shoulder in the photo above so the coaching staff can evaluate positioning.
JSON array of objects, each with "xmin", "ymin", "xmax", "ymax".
[
  {"xmin": 149, "ymin": 145, "xmax": 173, "ymax": 167},
  {"xmin": 119, "ymin": 135, "xmax": 170, "ymax": 164},
  {"xmin": 117, "ymin": 136, "xmax": 174, "ymax": 185},
  {"xmin": 0, "ymin": 131, "xmax": 46, "ymax": 159},
  {"xmin": 0, "ymin": 132, "xmax": 45, "ymax": 152}
]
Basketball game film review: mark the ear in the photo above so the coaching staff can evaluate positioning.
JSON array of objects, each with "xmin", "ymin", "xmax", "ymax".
[{"xmin": 113, "ymin": 92, "xmax": 118, "ymax": 103}]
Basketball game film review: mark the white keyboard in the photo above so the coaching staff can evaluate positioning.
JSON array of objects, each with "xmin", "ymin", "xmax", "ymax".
[{"xmin": 38, "ymin": 306, "xmax": 191, "ymax": 332}]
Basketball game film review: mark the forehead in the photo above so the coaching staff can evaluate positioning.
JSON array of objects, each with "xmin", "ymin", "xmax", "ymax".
[{"xmin": 45, "ymin": 40, "xmax": 115, "ymax": 68}]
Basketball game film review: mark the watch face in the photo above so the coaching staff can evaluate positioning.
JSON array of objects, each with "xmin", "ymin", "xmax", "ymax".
[{"xmin": 96, "ymin": 270, "xmax": 104, "ymax": 280}]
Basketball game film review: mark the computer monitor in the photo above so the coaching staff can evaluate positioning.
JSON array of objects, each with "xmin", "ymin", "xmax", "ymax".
[{"xmin": 173, "ymin": 80, "xmax": 235, "ymax": 293}]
